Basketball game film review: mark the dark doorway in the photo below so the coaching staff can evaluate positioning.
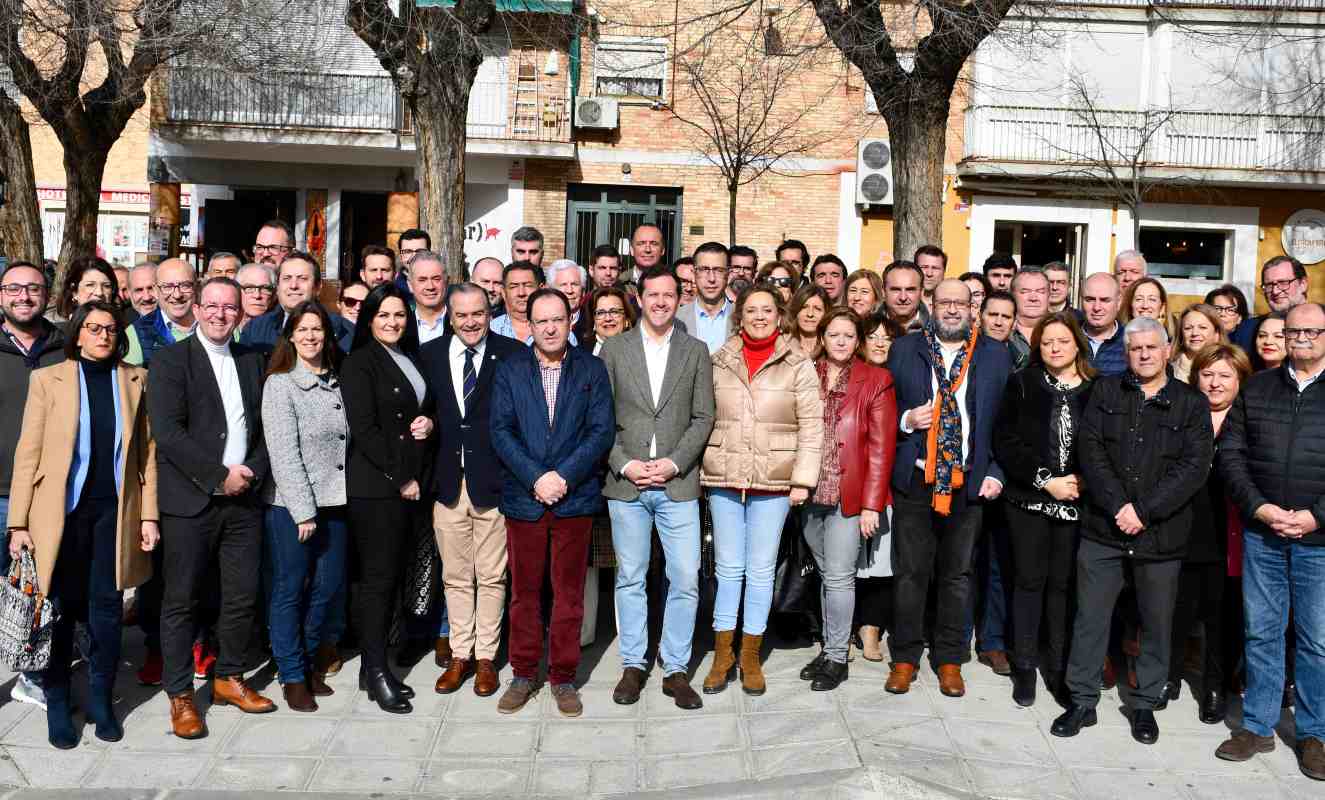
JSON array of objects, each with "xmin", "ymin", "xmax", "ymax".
[
  {"xmin": 565, "ymin": 185, "xmax": 683, "ymax": 273},
  {"xmin": 202, "ymin": 189, "xmax": 296, "ymax": 263},
  {"xmin": 340, "ymin": 191, "xmax": 389, "ymax": 282}
]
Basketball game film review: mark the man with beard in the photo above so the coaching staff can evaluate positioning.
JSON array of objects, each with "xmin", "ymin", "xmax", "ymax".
[{"xmin": 883, "ymin": 279, "xmax": 1012, "ymax": 699}]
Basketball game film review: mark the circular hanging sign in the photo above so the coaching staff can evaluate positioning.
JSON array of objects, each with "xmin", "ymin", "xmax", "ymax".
[{"xmin": 1282, "ymin": 209, "xmax": 1325, "ymax": 265}]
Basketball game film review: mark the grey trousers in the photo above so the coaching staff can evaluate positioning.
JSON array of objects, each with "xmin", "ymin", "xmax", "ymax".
[{"xmin": 802, "ymin": 503, "xmax": 862, "ymax": 664}]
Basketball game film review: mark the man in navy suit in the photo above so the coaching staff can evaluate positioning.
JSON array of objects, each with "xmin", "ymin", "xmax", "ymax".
[
  {"xmin": 239, "ymin": 251, "xmax": 354, "ymax": 352},
  {"xmin": 490, "ymin": 287, "xmax": 614, "ymax": 718},
  {"xmin": 883, "ymin": 278, "xmax": 1012, "ymax": 700},
  {"xmin": 418, "ymin": 284, "xmax": 521, "ymax": 698}
]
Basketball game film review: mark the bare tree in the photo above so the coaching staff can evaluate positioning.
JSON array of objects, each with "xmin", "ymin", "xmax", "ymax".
[
  {"xmin": 668, "ymin": 18, "xmax": 842, "ymax": 243},
  {"xmin": 0, "ymin": 75, "xmax": 41, "ymax": 263},
  {"xmin": 347, "ymin": 0, "xmax": 497, "ymax": 280}
]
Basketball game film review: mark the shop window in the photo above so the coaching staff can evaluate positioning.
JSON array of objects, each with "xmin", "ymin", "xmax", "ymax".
[
  {"xmin": 1137, "ymin": 227, "xmax": 1229, "ymax": 281},
  {"xmin": 594, "ymin": 37, "xmax": 667, "ymax": 100}
]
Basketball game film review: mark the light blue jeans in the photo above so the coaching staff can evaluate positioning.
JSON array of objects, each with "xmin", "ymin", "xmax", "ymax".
[
  {"xmin": 709, "ymin": 489, "xmax": 791, "ymax": 636},
  {"xmin": 608, "ymin": 490, "xmax": 700, "ymax": 675}
]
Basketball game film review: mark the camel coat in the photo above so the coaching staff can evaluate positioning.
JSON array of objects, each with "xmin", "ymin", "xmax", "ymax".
[{"xmin": 7, "ymin": 359, "xmax": 158, "ymax": 594}]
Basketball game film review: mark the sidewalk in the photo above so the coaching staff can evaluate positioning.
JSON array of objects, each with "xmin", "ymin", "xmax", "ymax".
[{"xmin": 0, "ymin": 625, "xmax": 1318, "ymax": 798}]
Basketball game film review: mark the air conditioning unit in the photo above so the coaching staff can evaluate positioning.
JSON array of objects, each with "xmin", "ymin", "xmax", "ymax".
[
  {"xmin": 855, "ymin": 138, "xmax": 894, "ymax": 207},
  {"xmin": 574, "ymin": 97, "xmax": 619, "ymax": 130}
]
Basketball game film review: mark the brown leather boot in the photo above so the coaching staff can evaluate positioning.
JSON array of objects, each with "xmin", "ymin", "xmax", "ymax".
[
  {"xmin": 885, "ymin": 663, "xmax": 917, "ymax": 694},
  {"xmin": 739, "ymin": 634, "xmax": 765, "ymax": 696},
  {"xmin": 938, "ymin": 664, "xmax": 966, "ymax": 697},
  {"xmin": 282, "ymin": 682, "xmax": 318, "ymax": 712},
  {"xmin": 211, "ymin": 676, "xmax": 277, "ymax": 713},
  {"xmin": 314, "ymin": 642, "xmax": 342, "ymax": 677},
  {"xmin": 703, "ymin": 630, "xmax": 737, "ymax": 694},
  {"xmin": 308, "ymin": 670, "xmax": 334, "ymax": 697},
  {"xmin": 169, "ymin": 691, "xmax": 207, "ymax": 739},
  {"xmin": 434, "ymin": 658, "xmax": 472, "ymax": 694}
]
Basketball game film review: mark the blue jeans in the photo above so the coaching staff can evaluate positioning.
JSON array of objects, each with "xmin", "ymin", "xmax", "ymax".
[
  {"xmin": 1242, "ymin": 526, "xmax": 1325, "ymax": 741},
  {"xmin": 608, "ymin": 490, "xmax": 701, "ymax": 675},
  {"xmin": 264, "ymin": 505, "xmax": 349, "ymax": 684},
  {"xmin": 974, "ymin": 523, "xmax": 1011, "ymax": 653},
  {"xmin": 709, "ymin": 489, "xmax": 791, "ymax": 636}
]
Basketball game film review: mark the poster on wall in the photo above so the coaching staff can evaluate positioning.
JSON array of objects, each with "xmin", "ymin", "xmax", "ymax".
[
  {"xmin": 462, "ymin": 183, "xmax": 514, "ymax": 265},
  {"xmin": 1283, "ymin": 209, "xmax": 1325, "ymax": 266},
  {"xmin": 42, "ymin": 210, "xmax": 150, "ymax": 266}
]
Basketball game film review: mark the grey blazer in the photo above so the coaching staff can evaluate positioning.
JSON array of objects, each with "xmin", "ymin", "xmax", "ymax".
[
  {"xmin": 599, "ymin": 325, "xmax": 716, "ymax": 502},
  {"xmin": 261, "ymin": 361, "xmax": 350, "ymax": 522}
]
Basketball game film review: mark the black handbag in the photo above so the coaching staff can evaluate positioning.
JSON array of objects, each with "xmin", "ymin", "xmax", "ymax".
[{"xmin": 771, "ymin": 514, "xmax": 819, "ymax": 615}]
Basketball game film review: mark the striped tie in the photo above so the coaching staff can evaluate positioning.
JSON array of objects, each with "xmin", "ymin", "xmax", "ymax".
[{"xmin": 463, "ymin": 347, "xmax": 478, "ymax": 412}]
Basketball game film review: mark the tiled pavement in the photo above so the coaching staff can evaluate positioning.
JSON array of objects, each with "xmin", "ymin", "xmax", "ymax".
[{"xmin": 0, "ymin": 626, "xmax": 1319, "ymax": 798}]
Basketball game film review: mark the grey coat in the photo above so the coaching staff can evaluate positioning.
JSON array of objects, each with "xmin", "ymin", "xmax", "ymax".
[
  {"xmin": 261, "ymin": 361, "xmax": 350, "ymax": 522},
  {"xmin": 600, "ymin": 325, "xmax": 715, "ymax": 502}
]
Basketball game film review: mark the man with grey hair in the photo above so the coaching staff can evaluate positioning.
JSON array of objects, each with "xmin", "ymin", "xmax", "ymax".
[
  {"xmin": 128, "ymin": 262, "xmax": 160, "ymax": 317},
  {"xmin": 1008, "ymin": 268, "xmax": 1049, "ymax": 369},
  {"xmin": 206, "ymin": 252, "xmax": 242, "ymax": 280},
  {"xmin": 1114, "ymin": 250, "xmax": 1147, "ymax": 293},
  {"xmin": 1053, "ymin": 315, "xmax": 1213, "ymax": 745},
  {"xmin": 510, "ymin": 226, "xmax": 544, "ymax": 267},
  {"xmin": 409, "ymin": 251, "xmax": 450, "ymax": 344},
  {"xmin": 235, "ymin": 263, "xmax": 276, "ymax": 327},
  {"xmin": 546, "ymin": 258, "xmax": 588, "ymax": 333}
]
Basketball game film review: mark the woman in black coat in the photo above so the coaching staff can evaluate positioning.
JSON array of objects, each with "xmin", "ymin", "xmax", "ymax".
[
  {"xmin": 993, "ymin": 311, "xmax": 1096, "ymax": 708},
  {"xmin": 341, "ymin": 283, "xmax": 435, "ymax": 713}
]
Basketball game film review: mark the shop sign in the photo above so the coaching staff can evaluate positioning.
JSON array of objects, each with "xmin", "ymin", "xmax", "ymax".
[{"xmin": 1282, "ymin": 209, "xmax": 1325, "ymax": 265}]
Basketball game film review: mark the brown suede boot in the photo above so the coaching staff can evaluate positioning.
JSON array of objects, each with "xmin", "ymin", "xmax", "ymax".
[
  {"xmin": 739, "ymin": 634, "xmax": 765, "ymax": 696},
  {"xmin": 703, "ymin": 630, "xmax": 737, "ymax": 694}
]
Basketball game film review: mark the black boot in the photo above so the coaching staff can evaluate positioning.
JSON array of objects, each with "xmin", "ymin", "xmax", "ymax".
[
  {"xmin": 1012, "ymin": 667, "xmax": 1037, "ymax": 708},
  {"xmin": 810, "ymin": 660, "xmax": 847, "ymax": 692},
  {"xmin": 360, "ymin": 661, "xmax": 414, "ymax": 700},
  {"xmin": 1050, "ymin": 705, "xmax": 1097, "ymax": 738},
  {"xmin": 44, "ymin": 682, "xmax": 79, "ymax": 750},
  {"xmin": 86, "ymin": 680, "xmax": 123, "ymax": 742},
  {"xmin": 364, "ymin": 666, "xmax": 412, "ymax": 714},
  {"xmin": 1199, "ymin": 690, "xmax": 1227, "ymax": 725},
  {"xmin": 799, "ymin": 651, "xmax": 827, "ymax": 681}
]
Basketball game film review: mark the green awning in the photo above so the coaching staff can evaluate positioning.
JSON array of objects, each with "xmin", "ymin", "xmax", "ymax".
[{"xmin": 415, "ymin": 0, "xmax": 574, "ymax": 12}]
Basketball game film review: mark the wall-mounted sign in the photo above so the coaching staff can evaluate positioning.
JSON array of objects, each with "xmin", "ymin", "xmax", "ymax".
[{"xmin": 1282, "ymin": 209, "xmax": 1325, "ymax": 265}]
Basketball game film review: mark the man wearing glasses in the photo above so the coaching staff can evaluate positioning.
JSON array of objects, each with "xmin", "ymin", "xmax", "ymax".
[
  {"xmin": 1217, "ymin": 301, "xmax": 1325, "ymax": 781},
  {"xmin": 676, "ymin": 242, "xmax": 734, "ymax": 355},
  {"xmin": 1232, "ymin": 256, "xmax": 1310, "ymax": 351},
  {"xmin": 126, "ymin": 258, "xmax": 199, "ymax": 368},
  {"xmin": 236, "ymin": 264, "xmax": 277, "ymax": 329},
  {"xmin": 252, "ymin": 220, "xmax": 294, "ymax": 267}
]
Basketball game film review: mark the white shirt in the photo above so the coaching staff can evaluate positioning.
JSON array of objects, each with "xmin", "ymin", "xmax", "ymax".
[
  {"xmin": 1289, "ymin": 362, "xmax": 1325, "ymax": 393},
  {"xmin": 901, "ymin": 341, "xmax": 972, "ymax": 472},
  {"xmin": 200, "ymin": 335, "xmax": 248, "ymax": 471},
  {"xmin": 417, "ymin": 310, "xmax": 447, "ymax": 344},
  {"xmin": 449, "ymin": 335, "xmax": 487, "ymax": 468},
  {"xmin": 641, "ymin": 325, "xmax": 675, "ymax": 457}
]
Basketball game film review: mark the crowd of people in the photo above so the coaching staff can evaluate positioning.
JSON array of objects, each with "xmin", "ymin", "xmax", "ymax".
[{"xmin": 1, "ymin": 221, "xmax": 1322, "ymax": 783}]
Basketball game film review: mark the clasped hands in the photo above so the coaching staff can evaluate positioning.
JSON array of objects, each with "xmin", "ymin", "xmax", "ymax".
[
  {"xmin": 622, "ymin": 459, "xmax": 679, "ymax": 489},
  {"xmin": 1255, "ymin": 504, "xmax": 1319, "ymax": 539},
  {"xmin": 534, "ymin": 471, "xmax": 569, "ymax": 505}
]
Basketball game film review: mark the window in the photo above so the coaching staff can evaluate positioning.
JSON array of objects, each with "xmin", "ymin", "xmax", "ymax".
[
  {"xmin": 1138, "ymin": 227, "xmax": 1229, "ymax": 281},
  {"xmin": 595, "ymin": 37, "xmax": 667, "ymax": 99}
]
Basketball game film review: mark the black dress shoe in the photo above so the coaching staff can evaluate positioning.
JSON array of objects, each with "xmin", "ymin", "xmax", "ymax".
[
  {"xmin": 1199, "ymin": 690, "xmax": 1227, "ymax": 725},
  {"xmin": 364, "ymin": 666, "xmax": 412, "ymax": 714},
  {"xmin": 1156, "ymin": 680, "xmax": 1180, "ymax": 710},
  {"xmin": 1130, "ymin": 708, "xmax": 1159, "ymax": 744},
  {"xmin": 810, "ymin": 659, "xmax": 847, "ymax": 691},
  {"xmin": 800, "ymin": 651, "xmax": 828, "ymax": 681},
  {"xmin": 1012, "ymin": 667, "xmax": 1037, "ymax": 708},
  {"xmin": 1050, "ymin": 705, "xmax": 1097, "ymax": 738}
]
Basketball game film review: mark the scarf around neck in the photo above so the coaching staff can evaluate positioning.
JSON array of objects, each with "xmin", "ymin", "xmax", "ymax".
[{"xmin": 924, "ymin": 324, "xmax": 979, "ymax": 515}]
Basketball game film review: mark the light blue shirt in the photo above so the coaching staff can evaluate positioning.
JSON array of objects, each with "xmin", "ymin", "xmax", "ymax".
[
  {"xmin": 67, "ymin": 364, "xmax": 125, "ymax": 511},
  {"xmin": 693, "ymin": 299, "xmax": 734, "ymax": 355},
  {"xmin": 417, "ymin": 311, "xmax": 448, "ymax": 345},
  {"xmin": 490, "ymin": 314, "xmax": 578, "ymax": 347}
]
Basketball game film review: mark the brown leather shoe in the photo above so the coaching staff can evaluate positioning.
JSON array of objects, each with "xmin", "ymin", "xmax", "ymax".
[
  {"xmin": 1298, "ymin": 737, "xmax": 1325, "ymax": 780},
  {"xmin": 308, "ymin": 670, "xmax": 334, "ymax": 697},
  {"xmin": 497, "ymin": 677, "xmax": 536, "ymax": 714},
  {"xmin": 434, "ymin": 658, "xmax": 472, "ymax": 694},
  {"xmin": 282, "ymin": 682, "xmax": 318, "ymax": 712},
  {"xmin": 613, "ymin": 667, "xmax": 646, "ymax": 705},
  {"xmin": 551, "ymin": 683, "xmax": 582, "ymax": 717},
  {"xmin": 978, "ymin": 650, "xmax": 1012, "ymax": 676},
  {"xmin": 937, "ymin": 664, "xmax": 965, "ymax": 697},
  {"xmin": 885, "ymin": 663, "xmax": 917, "ymax": 694},
  {"xmin": 435, "ymin": 636, "xmax": 453, "ymax": 669},
  {"xmin": 315, "ymin": 642, "xmax": 342, "ymax": 677},
  {"xmin": 1216, "ymin": 729, "xmax": 1275, "ymax": 762},
  {"xmin": 169, "ymin": 692, "xmax": 207, "ymax": 739},
  {"xmin": 211, "ymin": 676, "xmax": 277, "ymax": 713},
  {"xmin": 662, "ymin": 673, "xmax": 703, "ymax": 710},
  {"xmin": 473, "ymin": 659, "xmax": 500, "ymax": 697}
]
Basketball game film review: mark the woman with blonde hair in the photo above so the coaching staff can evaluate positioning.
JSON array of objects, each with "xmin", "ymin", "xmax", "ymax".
[
  {"xmin": 844, "ymin": 269, "xmax": 886, "ymax": 319},
  {"xmin": 1121, "ymin": 277, "xmax": 1170, "ymax": 334},
  {"xmin": 1171, "ymin": 304, "xmax": 1227, "ymax": 382}
]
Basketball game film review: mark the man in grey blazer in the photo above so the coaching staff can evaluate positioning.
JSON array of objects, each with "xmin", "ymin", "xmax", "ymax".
[{"xmin": 599, "ymin": 264, "xmax": 716, "ymax": 710}]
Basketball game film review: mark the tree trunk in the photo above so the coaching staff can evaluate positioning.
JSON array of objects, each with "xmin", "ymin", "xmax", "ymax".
[
  {"xmin": 883, "ymin": 98, "xmax": 950, "ymax": 262},
  {"xmin": 57, "ymin": 139, "xmax": 109, "ymax": 273},
  {"xmin": 413, "ymin": 74, "xmax": 474, "ymax": 283},
  {"xmin": 728, "ymin": 183, "xmax": 738, "ymax": 244},
  {"xmin": 0, "ymin": 97, "xmax": 42, "ymax": 263}
]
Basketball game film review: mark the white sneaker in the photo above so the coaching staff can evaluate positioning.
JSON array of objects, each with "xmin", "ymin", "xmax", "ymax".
[{"xmin": 10, "ymin": 674, "xmax": 46, "ymax": 710}]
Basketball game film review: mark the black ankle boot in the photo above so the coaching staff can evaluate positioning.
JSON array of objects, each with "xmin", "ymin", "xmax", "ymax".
[
  {"xmin": 364, "ymin": 666, "xmax": 412, "ymax": 714},
  {"xmin": 1199, "ymin": 689, "xmax": 1227, "ymax": 724},
  {"xmin": 44, "ymin": 683, "xmax": 79, "ymax": 749},
  {"xmin": 799, "ymin": 651, "xmax": 827, "ymax": 681},
  {"xmin": 86, "ymin": 682, "xmax": 123, "ymax": 742},
  {"xmin": 1012, "ymin": 667, "xmax": 1037, "ymax": 707},
  {"xmin": 360, "ymin": 661, "xmax": 414, "ymax": 699},
  {"xmin": 810, "ymin": 659, "xmax": 847, "ymax": 691}
]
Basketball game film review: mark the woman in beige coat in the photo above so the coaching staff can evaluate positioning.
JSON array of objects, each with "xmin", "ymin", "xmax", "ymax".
[
  {"xmin": 7, "ymin": 300, "xmax": 158, "ymax": 749},
  {"xmin": 701, "ymin": 284, "xmax": 823, "ymax": 697}
]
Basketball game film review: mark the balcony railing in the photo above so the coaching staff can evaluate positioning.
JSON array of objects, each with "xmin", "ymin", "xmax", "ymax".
[
  {"xmin": 164, "ymin": 66, "xmax": 572, "ymax": 143},
  {"xmin": 963, "ymin": 104, "xmax": 1325, "ymax": 172},
  {"xmin": 1019, "ymin": 0, "xmax": 1325, "ymax": 8}
]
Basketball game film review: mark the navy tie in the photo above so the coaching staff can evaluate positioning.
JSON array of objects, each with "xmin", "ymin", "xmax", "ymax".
[{"xmin": 463, "ymin": 347, "xmax": 478, "ymax": 413}]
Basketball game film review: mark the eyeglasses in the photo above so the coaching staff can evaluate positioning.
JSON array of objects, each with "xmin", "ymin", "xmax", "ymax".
[
  {"xmin": 240, "ymin": 284, "xmax": 274, "ymax": 295},
  {"xmin": 340, "ymin": 296, "xmax": 363, "ymax": 308},
  {"xmin": 595, "ymin": 308, "xmax": 626, "ymax": 319},
  {"xmin": 866, "ymin": 333, "xmax": 890, "ymax": 345},
  {"xmin": 399, "ymin": 248, "xmax": 426, "ymax": 258},
  {"xmin": 1262, "ymin": 278, "xmax": 1302, "ymax": 294},
  {"xmin": 762, "ymin": 277, "xmax": 794, "ymax": 288},
  {"xmin": 1211, "ymin": 303, "xmax": 1239, "ymax": 316},
  {"xmin": 81, "ymin": 322, "xmax": 117, "ymax": 337},
  {"xmin": 1, "ymin": 283, "xmax": 46, "ymax": 297},
  {"xmin": 1284, "ymin": 327, "xmax": 1325, "ymax": 341},
  {"xmin": 933, "ymin": 299, "xmax": 969, "ymax": 310},
  {"xmin": 200, "ymin": 303, "xmax": 241, "ymax": 316},
  {"xmin": 158, "ymin": 281, "xmax": 195, "ymax": 295},
  {"xmin": 254, "ymin": 244, "xmax": 292, "ymax": 255}
]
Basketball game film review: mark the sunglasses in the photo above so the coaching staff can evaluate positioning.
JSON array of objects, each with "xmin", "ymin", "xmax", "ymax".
[
  {"xmin": 340, "ymin": 296, "xmax": 363, "ymax": 308},
  {"xmin": 762, "ymin": 277, "xmax": 795, "ymax": 288}
]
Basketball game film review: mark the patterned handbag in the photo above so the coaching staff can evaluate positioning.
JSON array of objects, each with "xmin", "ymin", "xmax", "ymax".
[{"xmin": 0, "ymin": 549, "xmax": 58, "ymax": 672}]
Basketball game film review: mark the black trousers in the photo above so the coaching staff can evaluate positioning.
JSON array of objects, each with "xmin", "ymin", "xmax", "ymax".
[
  {"xmin": 1005, "ymin": 505, "xmax": 1079, "ymax": 673},
  {"xmin": 348, "ymin": 496, "xmax": 418, "ymax": 671},
  {"xmin": 47, "ymin": 497, "xmax": 121, "ymax": 692},
  {"xmin": 889, "ymin": 469, "xmax": 984, "ymax": 666},
  {"xmin": 1168, "ymin": 561, "xmax": 1226, "ymax": 692},
  {"xmin": 1065, "ymin": 538, "xmax": 1181, "ymax": 710},
  {"xmin": 160, "ymin": 498, "xmax": 263, "ymax": 696},
  {"xmin": 856, "ymin": 577, "xmax": 894, "ymax": 632}
]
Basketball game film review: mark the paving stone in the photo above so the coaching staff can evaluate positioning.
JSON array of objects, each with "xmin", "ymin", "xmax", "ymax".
[
  {"xmin": 201, "ymin": 755, "xmax": 318, "ymax": 791},
  {"xmin": 326, "ymin": 720, "xmax": 437, "ymax": 759},
  {"xmin": 640, "ymin": 750, "xmax": 748, "ymax": 790},
  {"xmin": 531, "ymin": 758, "xmax": 638, "ymax": 796},
  {"xmin": 434, "ymin": 719, "xmax": 538, "ymax": 758},
  {"xmin": 223, "ymin": 716, "xmax": 339, "ymax": 757},
  {"xmin": 749, "ymin": 739, "xmax": 860, "ymax": 779},
  {"xmin": 642, "ymin": 714, "xmax": 742, "ymax": 756},
  {"xmin": 5, "ymin": 746, "xmax": 101, "ymax": 788},
  {"xmin": 416, "ymin": 758, "xmax": 530, "ymax": 796},
  {"xmin": 307, "ymin": 758, "xmax": 423, "ymax": 793},
  {"xmin": 745, "ymin": 710, "xmax": 851, "ymax": 748},
  {"xmin": 539, "ymin": 720, "xmax": 637, "ymax": 758},
  {"xmin": 82, "ymin": 752, "xmax": 209, "ymax": 788}
]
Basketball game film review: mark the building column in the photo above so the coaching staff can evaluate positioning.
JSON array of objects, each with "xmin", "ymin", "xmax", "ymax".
[
  {"xmin": 387, "ymin": 192, "xmax": 419, "ymax": 255},
  {"xmin": 326, "ymin": 189, "xmax": 343, "ymax": 282}
]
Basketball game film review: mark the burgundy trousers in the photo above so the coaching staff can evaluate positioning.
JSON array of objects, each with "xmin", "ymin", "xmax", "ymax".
[{"xmin": 505, "ymin": 512, "xmax": 593, "ymax": 684}]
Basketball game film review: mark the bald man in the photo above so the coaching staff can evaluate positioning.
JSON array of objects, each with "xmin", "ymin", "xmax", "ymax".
[
  {"xmin": 127, "ymin": 258, "xmax": 199, "ymax": 367},
  {"xmin": 629, "ymin": 224, "xmax": 665, "ymax": 282}
]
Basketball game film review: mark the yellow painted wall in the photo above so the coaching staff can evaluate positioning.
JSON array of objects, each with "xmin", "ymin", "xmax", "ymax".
[{"xmin": 857, "ymin": 186, "xmax": 973, "ymax": 276}]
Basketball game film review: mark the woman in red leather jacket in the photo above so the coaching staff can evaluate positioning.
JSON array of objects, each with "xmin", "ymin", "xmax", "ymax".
[{"xmin": 798, "ymin": 307, "xmax": 898, "ymax": 691}]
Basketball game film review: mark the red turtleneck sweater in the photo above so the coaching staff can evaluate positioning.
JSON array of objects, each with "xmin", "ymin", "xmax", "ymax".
[{"xmin": 741, "ymin": 330, "xmax": 779, "ymax": 379}]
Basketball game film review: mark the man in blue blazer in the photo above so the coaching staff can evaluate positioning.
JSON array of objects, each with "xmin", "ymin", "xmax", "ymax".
[
  {"xmin": 883, "ymin": 278, "xmax": 1012, "ymax": 700},
  {"xmin": 239, "ymin": 251, "xmax": 354, "ymax": 353},
  {"xmin": 490, "ymin": 287, "xmax": 614, "ymax": 718}
]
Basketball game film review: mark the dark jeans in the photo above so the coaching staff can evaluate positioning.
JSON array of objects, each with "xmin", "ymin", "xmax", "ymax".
[
  {"xmin": 347, "ymin": 496, "xmax": 419, "ymax": 671},
  {"xmin": 889, "ymin": 469, "xmax": 984, "ymax": 666},
  {"xmin": 47, "ymin": 497, "xmax": 121, "ymax": 693},
  {"xmin": 974, "ymin": 511, "xmax": 1013, "ymax": 653},
  {"xmin": 160, "ymin": 498, "xmax": 263, "ymax": 696},
  {"xmin": 1005, "ymin": 505, "xmax": 1078, "ymax": 673},
  {"xmin": 1168, "ymin": 561, "xmax": 1225, "ymax": 693},
  {"xmin": 856, "ymin": 577, "xmax": 894, "ymax": 632},
  {"xmin": 265, "ymin": 505, "xmax": 349, "ymax": 684},
  {"xmin": 1065, "ymin": 538, "xmax": 1181, "ymax": 710},
  {"xmin": 506, "ymin": 512, "xmax": 592, "ymax": 685}
]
